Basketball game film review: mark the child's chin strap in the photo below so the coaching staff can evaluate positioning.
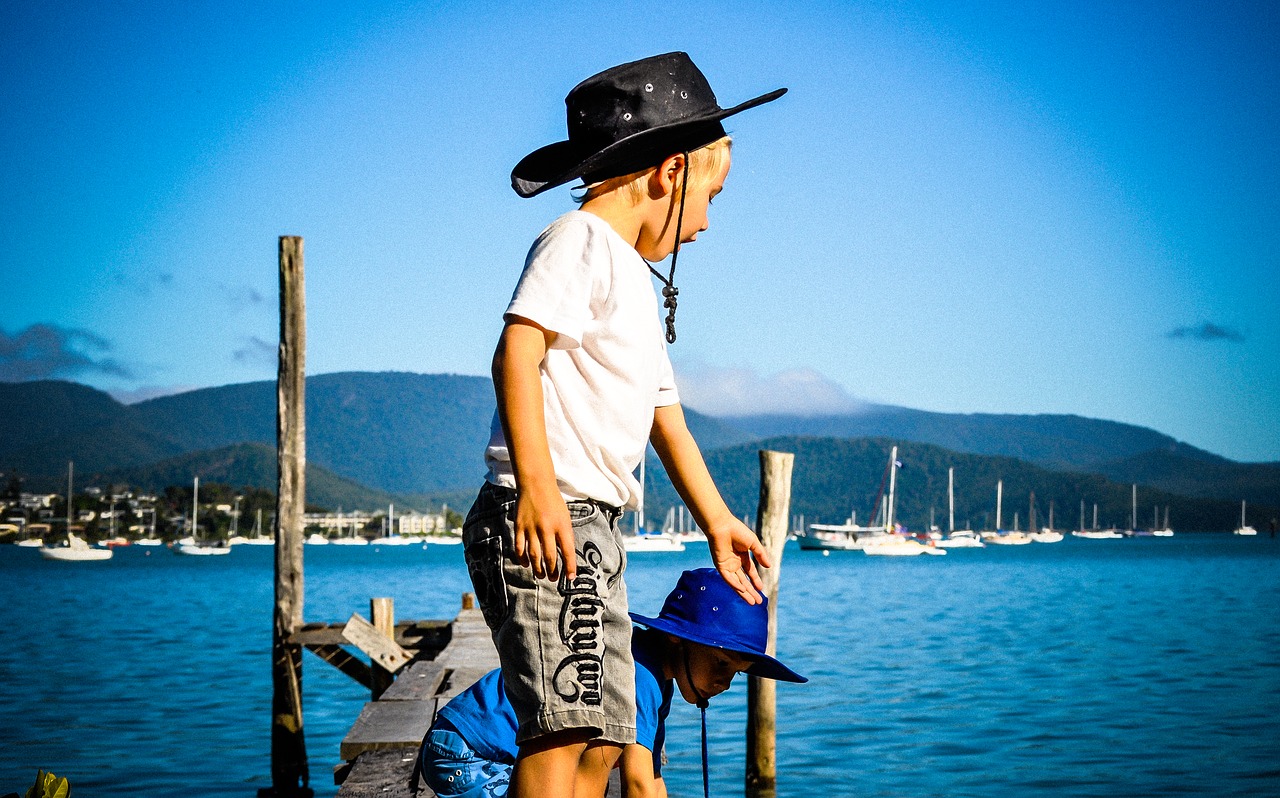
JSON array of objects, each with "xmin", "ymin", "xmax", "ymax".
[
  {"xmin": 647, "ymin": 151, "xmax": 690, "ymax": 344},
  {"xmin": 680, "ymin": 639, "xmax": 712, "ymax": 798}
]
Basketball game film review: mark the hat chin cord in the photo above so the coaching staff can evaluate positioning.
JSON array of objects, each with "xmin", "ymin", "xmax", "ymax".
[
  {"xmin": 679, "ymin": 639, "xmax": 712, "ymax": 798},
  {"xmin": 646, "ymin": 151, "xmax": 689, "ymax": 345}
]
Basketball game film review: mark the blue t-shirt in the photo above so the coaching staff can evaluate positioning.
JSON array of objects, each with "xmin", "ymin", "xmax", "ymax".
[{"xmin": 438, "ymin": 630, "xmax": 674, "ymax": 775}]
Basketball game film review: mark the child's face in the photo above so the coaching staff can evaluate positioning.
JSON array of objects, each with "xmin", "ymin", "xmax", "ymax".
[
  {"xmin": 638, "ymin": 152, "xmax": 731, "ymax": 261},
  {"xmin": 673, "ymin": 641, "xmax": 755, "ymax": 705}
]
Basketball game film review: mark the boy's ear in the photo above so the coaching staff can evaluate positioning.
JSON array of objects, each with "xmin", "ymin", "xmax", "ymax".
[{"xmin": 649, "ymin": 153, "xmax": 688, "ymax": 198}]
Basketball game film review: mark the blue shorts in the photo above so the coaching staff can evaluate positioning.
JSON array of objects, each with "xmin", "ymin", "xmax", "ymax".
[{"xmin": 419, "ymin": 717, "xmax": 512, "ymax": 798}]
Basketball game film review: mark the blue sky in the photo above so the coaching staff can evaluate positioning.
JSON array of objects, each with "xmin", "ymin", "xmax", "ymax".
[{"xmin": 3, "ymin": 1, "xmax": 1277, "ymax": 462}]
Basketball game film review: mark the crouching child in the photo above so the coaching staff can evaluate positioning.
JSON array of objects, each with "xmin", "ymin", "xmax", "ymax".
[{"xmin": 418, "ymin": 568, "xmax": 806, "ymax": 797}]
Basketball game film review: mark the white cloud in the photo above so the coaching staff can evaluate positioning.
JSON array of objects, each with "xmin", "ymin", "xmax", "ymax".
[
  {"xmin": 673, "ymin": 363, "xmax": 868, "ymax": 417},
  {"xmin": 108, "ymin": 384, "xmax": 199, "ymax": 404}
]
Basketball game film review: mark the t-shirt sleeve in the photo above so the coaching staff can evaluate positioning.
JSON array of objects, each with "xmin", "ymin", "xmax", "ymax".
[
  {"xmin": 504, "ymin": 218, "xmax": 596, "ymax": 351},
  {"xmin": 634, "ymin": 662, "xmax": 666, "ymax": 777}
]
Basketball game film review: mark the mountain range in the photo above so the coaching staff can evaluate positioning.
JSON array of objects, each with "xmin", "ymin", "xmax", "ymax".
[{"xmin": 1, "ymin": 373, "xmax": 1275, "ymax": 529}]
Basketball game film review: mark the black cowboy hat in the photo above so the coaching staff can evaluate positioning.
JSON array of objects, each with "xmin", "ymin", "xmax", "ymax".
[{"xmin": 511, "ymin": 52, "xmax": 786, "ymax": 198}]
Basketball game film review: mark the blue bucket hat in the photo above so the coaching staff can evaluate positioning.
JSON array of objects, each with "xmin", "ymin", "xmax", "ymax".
[{"xmin": 630, "ymin": 568, "xmax": 807, "ymax": 683}]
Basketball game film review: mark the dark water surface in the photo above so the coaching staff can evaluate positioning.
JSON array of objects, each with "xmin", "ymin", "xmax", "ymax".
[{"xmin": 2, "ymin": 534, "xmax": 1277, "ymax": 797}]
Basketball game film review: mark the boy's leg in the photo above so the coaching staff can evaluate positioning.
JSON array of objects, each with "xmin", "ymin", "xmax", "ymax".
[
  {"xmin": 575, "ymin": 740, "xmax": 624, "ymax": 797},
  {"xmin": 509, "ymin": 728, "xmax": 590, "ymax": 798}
]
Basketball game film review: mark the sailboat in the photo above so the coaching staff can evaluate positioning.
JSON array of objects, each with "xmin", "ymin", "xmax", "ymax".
[
  {"xmin": 240, "ymin": 508, "xmax": 274, "ymax": 545},
  {"xmin": 175, "ymin": 477, "xmax": 230, "ymax": 556},
  {"xmin": 862, "ymin": 447, "xmax": 946, "ymax": 556},
  {"xmin": 936, "ymin": 467, "xmax": 983, "ymax": 548},
  {"xmin": 1030, "ymin": 495, "xmax": 1063, "ymax": 543},
  {"xmin": 136, "ymin": 507, "xmax": 164, "ymax": 546},
  {"xmin": 1234, "ymin": 500, "xmax": 1257, "ymax": 535},
  {"xmin": 41, "ymin": 462, "xmax": 111, "ymax": 561},
  {"xmin": 800, "ymin": 446, "xmax": 899, "ymax": 551},
  {"xmin": 624, "ymin": 457, "xmax": 685, "ymax": 552},
  {"xmin": 1152, "ymin": 505, "xmax": 1174, "ymax": 537},
  {"xmin": 40, "ymin": 531, "xmax": 113, "ymax": 561},
  {"xmin": 1073, "ymin": 501, "xmax": 1123, "ymax": 539},
  {"xmin": 983, "ymin": 480, "xmax": 1031, "ymax": 545}
]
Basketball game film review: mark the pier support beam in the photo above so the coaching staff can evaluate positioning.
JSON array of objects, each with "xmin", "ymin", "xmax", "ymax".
[
  {"xmin": 746, "ymin": 449, "xmax": 794, "ymax": 798},
  {"xmin": 266, "ymin": 235, "xmax": 312, "ymax": 797}
]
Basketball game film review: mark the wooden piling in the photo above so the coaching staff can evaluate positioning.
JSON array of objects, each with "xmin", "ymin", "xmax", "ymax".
[
  {"xmin": 268, "ymin": 235, "xmax": 311, "ymax": 796},
  {"xmin": 370, "ymin": 598, "xmax": 395, "ymax": 699},
  {"xmin": 746, "ymin": 449, "xmax": 794, "ymax": 798}
]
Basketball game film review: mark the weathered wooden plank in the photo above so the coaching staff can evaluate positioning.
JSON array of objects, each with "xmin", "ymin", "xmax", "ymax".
[
  {"xmin": 290, "ymin": 620, "xmax": 449, "ymax": 650},
  {"xmin": 305, "ymin": 644, "xmax": 371, "ymax": 689},
  {"xmin": 340, "ymin": 698, "xmax": 438, "ymax": 760},
  {"xmin": 380, "ymin": 661, "xmax": 447, "ymax": 701},
  {"xmin": 343, "ymin": 612, "xmax": 413, "ymax": 674},
  {"xmin": 336, "ymin": 748, "xmax": 429, "ymax": 797},
  {"xmin": 437, "ymin": 667, "xmax": 494, "ymax": 700}
]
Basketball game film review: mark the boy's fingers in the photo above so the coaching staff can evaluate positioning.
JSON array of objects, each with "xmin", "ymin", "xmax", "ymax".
[
  {"xmin": 557, "ymin": 528, "xmax": 577, "ymax": 582},
  {"xmin": 543, "ymin": 529, "xmax": 562, "ymax": 581},
  {"xmin": 527, "ymin": 535, "xmax": 545, "ymax": 578}
]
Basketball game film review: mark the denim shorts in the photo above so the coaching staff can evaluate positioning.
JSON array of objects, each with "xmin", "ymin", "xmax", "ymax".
[
  {"xmin": 419, "ymin": 717, "xmax": 511, "ymax": 798},
  {"xmin": 462, "ymin": 481, "xmax": 636, "ymax": 747}
]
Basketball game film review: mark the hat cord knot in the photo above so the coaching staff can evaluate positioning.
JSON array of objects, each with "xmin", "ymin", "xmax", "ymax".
[{"xmin": 647, "ymin": 151, "xmax": 690, "ymax": 345}]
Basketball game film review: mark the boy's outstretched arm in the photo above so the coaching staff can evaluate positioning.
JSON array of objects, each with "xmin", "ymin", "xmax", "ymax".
[
  {"xmin": 493, "ymin": 318, "xmax": 576, "ymax": 581},
  {"xmin": 650, "ymin": 403, "xmax": 770, "ymax": 604},
  {"xmin": 618, "ymin": 742, "xmax": 667, "ymax": 798}
]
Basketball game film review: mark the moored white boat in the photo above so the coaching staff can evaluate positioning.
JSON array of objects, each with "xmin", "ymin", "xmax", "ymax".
[
  {"xmin": 15, "ymin": 537, "xmax": 45, "ymax": 547},
  {"xmin": 623, "ymin": 532, "xmax": 686, "ymax": 552},
  {"xmin": 863, "ymin": 536, "xmax": 946, "ymax": 556},
  {"xmin": 306, "ymin": 533, "xmax": 331, "ymax": 545},
  {"xmin": 984, "ymin": 531, "xmax": 1033, "ymax": 545},
  {"xmin": 174, "ymin": 477, "xmax": 231, "ymax": 556},
  {"xmin": 1072, "ymin": 529, "xmax": 1124, "ymax": 539},
  {"xmin": 40, "ymin": 532, "xmax": 113, "ymax": 561},
  {"xmin": 797, "ymin": 523, "xmax": 884, "ymax": 551},
  {"xmin": 1030, "ymin": 529, "xmax": 1064, "ymax": 543},
  {"xmin": 176, "ymin": 542, "xmax": 230, "ymax": 556},
  {"xmin": 936, "ymin": 529, "xmax": 985, "ymax": 548},
  {"xmin": 1234, "ymin": 500, "xmax": 1257, "ymax": 535}
]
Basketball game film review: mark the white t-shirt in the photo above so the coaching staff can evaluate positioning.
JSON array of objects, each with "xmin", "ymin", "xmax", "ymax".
[{"xmin": 485, "ymin": 210, "xmax": 680, "ymax": 509}]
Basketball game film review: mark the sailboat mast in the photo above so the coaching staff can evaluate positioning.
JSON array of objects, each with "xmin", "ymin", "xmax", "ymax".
[
  {"xmin": 948, "ymin": 467, "xmax": 955, "ymax": 534},
  {"xmin": 66, "ymin": 460, "xmax": 74, "ymax": 531},
  {"xmin": 1131, "ymin": 484, "xmax": 1137, "ymax": 531},
  {"xmin": 996, "ymin": 480, "xmax": 1003, "ymax": 531},
  {"xmin": 193, "ymin": 476, "xmax": 200, "ymax": 540},
  {"xmin": 886, "ymin": 446, "xmax": 898, "ymax": 530}
]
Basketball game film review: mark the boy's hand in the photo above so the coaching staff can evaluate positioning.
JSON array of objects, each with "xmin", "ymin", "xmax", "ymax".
[
  {"xmin": 514, "ymin": 489, "xmax": 576, "ymax": 582},
  {"xmin": 704, "ymin": 517, "xmax": 772, "ymax": 604}
]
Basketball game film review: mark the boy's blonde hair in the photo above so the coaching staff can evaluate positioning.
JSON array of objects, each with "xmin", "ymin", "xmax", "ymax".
[{"xmin": 577, "ymin": 136, "xmax": 732, "ymax": 205}]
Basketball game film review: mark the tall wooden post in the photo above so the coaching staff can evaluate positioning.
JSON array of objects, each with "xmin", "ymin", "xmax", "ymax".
[
  {"xmin": 370, "ymin": 598, "xmax": 396, "ymax": 699},
  {"xmin": 746, "ymin": 449, "xmax": 794, "ymax": 798},
  {"xmin": 267, "ymin": 235, "xmax": 311, "ymax": 796}
]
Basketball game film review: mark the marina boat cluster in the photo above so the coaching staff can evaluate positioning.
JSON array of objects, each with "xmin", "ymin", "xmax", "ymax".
[
  {"xmin": 1, "ymin": 465, "xmax": 462, "ymax": 560},
  {"xmin": 790, "ymin": 448, "xmax": 1261, "ymax": 557}
]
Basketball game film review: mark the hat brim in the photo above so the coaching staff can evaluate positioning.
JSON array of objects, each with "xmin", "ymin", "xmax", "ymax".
[
  {"xmin": 630, "ymin": 611, "xmax": 808, "ymax": 684},
  {"xmin": 512, "ymin": 87, "xmax": 787, "ymax": 198}
]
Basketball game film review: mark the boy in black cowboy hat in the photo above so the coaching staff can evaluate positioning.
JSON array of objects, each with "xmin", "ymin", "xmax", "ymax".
[
  {"xmin": 419, "ymin": 568, "xmax": 806, "ymax": 797},
  {"xmin": 462, "ymin": 52, "xmax": 785, "ymax": 797}
]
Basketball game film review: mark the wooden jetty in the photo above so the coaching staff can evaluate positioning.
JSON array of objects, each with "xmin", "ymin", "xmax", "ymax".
[{"xmin": 329, "ymin": 596, "xmax": 498, "ymax": 797}]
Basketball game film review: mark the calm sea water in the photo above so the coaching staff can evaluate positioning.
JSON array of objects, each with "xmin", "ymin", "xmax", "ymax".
[{"xmin": 2, "ymin": 535, "xmax": 1278, "ymax": 797}]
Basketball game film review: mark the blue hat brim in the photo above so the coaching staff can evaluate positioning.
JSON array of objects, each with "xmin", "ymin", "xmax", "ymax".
[{"xmin": 630, "ymin": 612, "xmax": 807, "ymax": 683}]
